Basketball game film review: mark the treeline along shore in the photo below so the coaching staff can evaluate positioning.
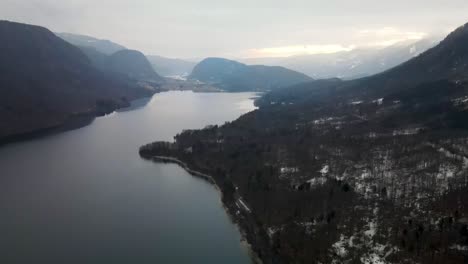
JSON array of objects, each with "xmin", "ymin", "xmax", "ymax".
[{"xmin": 139, "ymin": 140, "xmax": 279, "ymax": 264}]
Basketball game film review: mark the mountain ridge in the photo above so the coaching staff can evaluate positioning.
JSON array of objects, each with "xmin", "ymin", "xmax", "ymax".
[
  {"xmin": 189, "ymin": 57, "xmax": 313, "ymax": 92},
  {"xmin": 58, "ymin": 32, "xmax": 197, "ymax": 78},
  {"xmin": 56, "ymin": 32, "xmax": 126, "ymax": 55}
]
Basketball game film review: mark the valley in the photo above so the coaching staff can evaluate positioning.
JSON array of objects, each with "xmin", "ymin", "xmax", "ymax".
[{"xmin": 1, "ymin": 6, "xmax": 468, "ymax": 263}]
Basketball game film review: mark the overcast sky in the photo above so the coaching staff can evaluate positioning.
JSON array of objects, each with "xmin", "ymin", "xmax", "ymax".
[{"xmin": 1, "ymin": 0, "xmax": 468, "ymax": 58}]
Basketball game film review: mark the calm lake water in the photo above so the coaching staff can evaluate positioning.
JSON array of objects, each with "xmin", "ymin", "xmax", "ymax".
[{"xmin": 0, "ymin": 91, "xmax": 257, "ymax": 264}]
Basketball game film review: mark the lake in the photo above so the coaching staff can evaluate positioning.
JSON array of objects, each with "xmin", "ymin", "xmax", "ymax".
[{"xmin": 0, "ymin": 91, "xmax": 256, "ymax": 264}]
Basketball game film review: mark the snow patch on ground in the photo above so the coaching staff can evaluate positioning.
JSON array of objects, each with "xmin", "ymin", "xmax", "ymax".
[
  {"xmin": 332, "ymin": 234, "xmax": 348, "ymax": 257},
  {"xmin": 320, "ymin": 165, "xmax": 329, "ymax": 175},
  {"xmin": 280, "ymin": 167, "xmax": 299, "ymax": 174},
  {"xmin": 392, "ymin": 128, "xmax": 421, "ymax": 136},
  {"xmin": 313, "ymin": 117, "xmax": 335, "ymax": 125},
  {"xmin": 361, "ymin": 252, "xmax": 387, "ymax": 264},
  {"xmin": 308, "ymin": 177, "xmax": 328, "ymax": 188},
  {"xmin": 279, "ymin": 167, "xmax": 299, "ymax": 179},
  {"xmin": 372, "ymin": 98, "xmax": 384, "ymax": 105},
  {"xmin": 267, "ymin": 226, "xmax": 282, "ymax": 239},
  {"xmin": 350, "ymin": 100, "xmax": 363, "ymax": 105},
  {"xmin": 450, "ymin": 244, "xmax": 468, "ymax": 251}
]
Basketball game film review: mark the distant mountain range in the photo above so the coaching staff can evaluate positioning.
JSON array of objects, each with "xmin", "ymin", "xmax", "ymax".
[
  {"xmin": 242, "ymin": 37, "xmax": 441, "ymax": 80},
  {"xmin": 56, "ymin": 32, "xmax": 442, "ymax": 82},
  {"xmin": 58, "ymin": 33, "xmax": 196, "ymax": 77},
  {"xmin": 57, "ymin": 33, "xmax": 126, "ymax": 55},
  {"xmin": 0, "ymin": 21, "xmax": 156, "ymax": 142},
  {"xmin": 58, "ymin": 33, "xmax": 162, "ymax": 81},
  {"xmin": 260, "ymin": 25, "xmax": 468, "ymax": 105},
  {"xmin": 189, "ymin": 57, "xmax": 313, "ymax": 92}
]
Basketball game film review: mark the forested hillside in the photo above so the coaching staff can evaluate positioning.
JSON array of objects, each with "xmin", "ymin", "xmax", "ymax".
[{"xmin": 140, "ymin": 22, "xmax": 468, "ymax": 263}]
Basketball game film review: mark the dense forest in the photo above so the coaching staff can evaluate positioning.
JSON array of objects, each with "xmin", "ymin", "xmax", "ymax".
[{"xmin": 140, "ymin": 23, "xmax": 468, "ymax": 263}]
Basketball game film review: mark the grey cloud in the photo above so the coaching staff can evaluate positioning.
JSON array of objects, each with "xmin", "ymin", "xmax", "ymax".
[{"xmin": 0, "ymin": 0, "xmax": 467, "ymax": 58}]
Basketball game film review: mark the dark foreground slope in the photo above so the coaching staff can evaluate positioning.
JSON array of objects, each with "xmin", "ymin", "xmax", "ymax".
[
  {"xmin": 140, "ymin": 23, "xmax": 468, "ymax": 263},
  {"xmin": 189, "ymin": 58, "xmax": 312, "ymax": 92},
  {"xmin": 0, "ymin": 21, "xmax": 155, "ymax": 142}
]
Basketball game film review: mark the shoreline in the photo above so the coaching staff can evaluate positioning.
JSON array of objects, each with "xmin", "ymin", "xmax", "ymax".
[
  {"xmin": 0, "ymin": 94, "xmax": 155, "ymax": 148},
  {"xmin": 150, "ymin": 156, "xmax": 218, "ymax": 187},
  {"xmin": 145, "ymin": 155, "xmax": 265, "ymax": 264},
  {"xmin": 0, "ymin": 112, "xmax": 96, "ymax": 147},
  {"xmin": 0, "ymin": 90, "xmax": 259, "ymax": 148}
]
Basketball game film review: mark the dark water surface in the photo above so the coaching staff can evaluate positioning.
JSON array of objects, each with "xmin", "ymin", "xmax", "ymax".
[{"xmin": 0, "ymin": 91, "xmax": 256, "ymax": 264}]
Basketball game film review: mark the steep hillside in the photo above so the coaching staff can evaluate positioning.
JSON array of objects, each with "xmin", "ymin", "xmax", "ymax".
[
  {"xmin": 75, "ymin": 46, "xmax": 164, "ymax": 84},
  {"xmin": 354, "ymin": 24, "xmax": 468, "ymax": 97},
  {"xmin": 0, "ymin": 21, "xmax": 154, "ymax": 141},
  {"xmin": 106, "ymin": 50, "xmax": 163, "ymax": 82},
  {"xmin": 189, "ymin": 58, "xmax": 312, "ymax": 92}
]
